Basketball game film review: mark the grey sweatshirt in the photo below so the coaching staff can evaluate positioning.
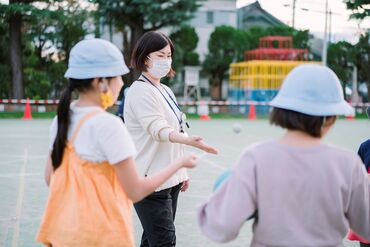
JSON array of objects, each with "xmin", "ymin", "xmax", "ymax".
[{"xmin": 198, "ymin": 140, "xmax": 370, "ymax": 247}]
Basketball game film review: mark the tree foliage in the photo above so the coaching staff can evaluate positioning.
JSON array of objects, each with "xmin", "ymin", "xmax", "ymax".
[
  {"xmin": 203, "ymin": 26, "xmax": 247, "ymax": 99},
  {"xmin": 327, "ymin": 41, "xmax": 354, "ymax": 97},
  {"xmin": 354, "ymin": 33, "xmax": 370, "ymax": 100},
  {"xmin": 344, "ymin": 0, "xmax": 370, "ymax": 20},
  {"xmin": 0, "ymin": 0, "xmax": 89, "ymax": 99},
  {"xmin": 246, "ymin": 25, "xmax": 310, "ymax": 50},
  {"xmin": 328, "ymin": 34, "xmax": 370, "ymax": 101},
  {"xmin": 170, "ymin": 25, "xmax": 199, "ymax": 72},
  {"xmin": 91, "ymin": 0, "xmax": 200, "ymax": 81},
  {"xmin": 0, "ymin": 18, "xmax": 11, "ymax": 98}
]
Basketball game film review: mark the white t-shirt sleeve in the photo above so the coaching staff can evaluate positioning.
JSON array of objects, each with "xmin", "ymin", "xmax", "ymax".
[
  {"xmin": 97, "ymin": 116, "xmax": 137, "ymax": 165},
  {"xmin": 49, "ymin": 116, "xmax": 58, "ymax": 151}
]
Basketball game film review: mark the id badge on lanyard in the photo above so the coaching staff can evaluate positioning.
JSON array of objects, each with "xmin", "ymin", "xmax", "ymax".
[{"xmin": 180, "ymin": 112, "xmax": 190, "ymax": 134}]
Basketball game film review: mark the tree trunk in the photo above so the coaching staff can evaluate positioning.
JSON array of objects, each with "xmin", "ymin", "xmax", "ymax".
[
  {"xmin": 210, "ymin": 76, "xmax": 222, "ymax": 100},
  {"xmin": 126, "ymin": 26, "xmax": 144, "ymax": 84},
  {"xmin": 36, "ymin": 44, "xmax": 45, "ymax": 69},
  {"xmin": 9, "ymin": 11, "xmax": 24, "ymax": 99},
  {"xmin": 218, "ymin": 72, "xmax": 224, "ymax": 100},
  {"xmin": 366, "ymin": 71, "xmax": 370, "ymax": 102},
  {"xmin": 366, "ymin": 60, "xmax": 370, "ymax": 102},
  {"xmin": 122, "ymin": 28, "xmax": 130, "ymax": 64}
]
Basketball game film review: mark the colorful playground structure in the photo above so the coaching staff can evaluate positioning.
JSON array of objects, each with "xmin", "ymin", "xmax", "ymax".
[{"xmin": 229, "ymin": 36, "xmax": 315, "ymax": 102}]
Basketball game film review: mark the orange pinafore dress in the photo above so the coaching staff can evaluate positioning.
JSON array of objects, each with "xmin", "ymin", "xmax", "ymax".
[{"xmin": 36, "ymin": 111, "xmax": 134, "ymax": 247}]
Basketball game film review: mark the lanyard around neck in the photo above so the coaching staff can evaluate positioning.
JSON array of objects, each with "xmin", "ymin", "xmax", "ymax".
[
  {"xmin": 140, "ymin": 74, "xmax": 186, "ymax": 131},
  {"xmin": 141, "ymin": 74, "xmax": 182, "ymax": 111}
]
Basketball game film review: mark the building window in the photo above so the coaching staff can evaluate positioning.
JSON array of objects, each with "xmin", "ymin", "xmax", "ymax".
[{"xmin": 207, "ymin": 11, "xmax": 214, "ymax": 24}]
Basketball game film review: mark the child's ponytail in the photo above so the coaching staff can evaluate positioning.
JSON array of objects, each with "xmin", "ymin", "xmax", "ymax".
[{"xmin": 51, "ymin": 81, "xmax": 75, "ymax": 170}]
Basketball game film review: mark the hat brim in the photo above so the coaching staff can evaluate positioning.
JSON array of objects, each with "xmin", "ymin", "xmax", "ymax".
[
  {"xmin": 64, "ymin": 64, "xmax": 130, "ymax": 79},
  {"xmin": 270, "ymin": 96, "xmax": 355, "ymax": 117}
]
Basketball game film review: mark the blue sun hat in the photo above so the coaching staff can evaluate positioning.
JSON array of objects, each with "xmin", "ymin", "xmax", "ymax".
[
  {"xmin": 270, "ymin": 64, "xmax": 354, "ymax": 116},
  {"xmin": 64, "ymin": 38, "xmax": 129, "ymax": 79}
]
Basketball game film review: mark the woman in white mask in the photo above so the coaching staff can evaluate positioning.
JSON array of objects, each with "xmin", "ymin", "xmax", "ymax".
[{"xmin": 124, "ymin": 31, "xmax": 218, "ymax": 247}]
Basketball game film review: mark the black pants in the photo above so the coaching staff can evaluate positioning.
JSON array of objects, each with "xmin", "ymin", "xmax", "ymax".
[
  {"xmin": 134, "ymin": 183, "xmax": 182, "ymax": 247},
  {"xmin": 360, "ymin": 243, "xmax": 370, "ymax": 247}
]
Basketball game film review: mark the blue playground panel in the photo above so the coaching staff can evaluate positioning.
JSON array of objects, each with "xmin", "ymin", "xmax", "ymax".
[
  {"xmin": 228, "ymin": 89, "xmax": 278, "ymax": 117},
  {"xmin": 228, "ymin": 88, "xmax": 279, "ymax": 102}
]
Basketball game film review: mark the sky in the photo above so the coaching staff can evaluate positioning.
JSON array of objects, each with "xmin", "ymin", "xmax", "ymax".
[{"xmin": 237, "ymin": 0, "xmax": 370, "ymax": 43}]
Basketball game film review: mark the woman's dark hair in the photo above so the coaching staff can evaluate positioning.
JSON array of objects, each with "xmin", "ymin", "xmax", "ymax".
[
  {"xmin": 130, "ymin": 31, "xmax": 175, "ymax": 77},
  {"xmin": 51, "ymin": 78, "xmax": 93, "ymax": 170},
  {"xmin": 270, "ymin": 107, "xmax": 336, "ymax": 138}
]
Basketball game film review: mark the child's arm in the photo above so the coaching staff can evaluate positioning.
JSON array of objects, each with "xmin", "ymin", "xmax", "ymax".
[
  {"xmin": 44, "ymin": 152, "xmax": 53, "ymax": 187},
  {"xmin": 197, "ymin": 151, "xmax": 257, "ymax": 243},
  {"xmin": 114, "ymin": 154, "xmax": 197, "ymax": 203}
]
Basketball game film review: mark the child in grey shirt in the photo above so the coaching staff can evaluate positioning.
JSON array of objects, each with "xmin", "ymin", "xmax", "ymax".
[{"xmin": 198, "ymin": 64, "xmax": 370, "ymax": 247}]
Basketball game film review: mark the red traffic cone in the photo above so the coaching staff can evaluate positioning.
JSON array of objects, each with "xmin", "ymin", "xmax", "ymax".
[
  {"xmin": 198, "ymin": 100, "xmax": 211, "ymax": 120},
  {"xmin": 23, "ymin": 98, "xmax": 32, "ymax": 120},
  {"xmin": 248, "ymin": 103, "xmax": 256, "ymax": 120},
  {"xmin": 346, "ymin": 114, "xmax": 354, "ymax": 120},
  {"xmin": 200, "ymin": 114, "xmax": 211, "ymax": 120},
  {"xmin": 346, "ymin": 100, "xmax": 354, "ymax": 120}
]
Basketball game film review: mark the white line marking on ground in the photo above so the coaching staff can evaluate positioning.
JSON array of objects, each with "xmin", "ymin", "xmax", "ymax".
[
  {"xmin": 0, "ymin": 173, "xmax": 42, "ymax": 178},
  {"xmin": 0, "ymin": 159, "xmax": 23, "ymax": 166},
  {"xmin": 214, "ymin": 142, "xmax": 241, "ymax": 152},
  {"xmin": 189, "ymin": 151, "xmax": 231, "ymax": 171},
  {"xmin": 0, "ymin": 135, "xmax": 47, "ymax": 139},
  {"xmin": 198, "ymin": 156, "xmax": 226, "ymax": 170},
  {"xmin": 28, "ymin": 156, "xmax": 47, "ymax": 161},
  {"xmin": 0, "ymin": 154, "xmax": 46, "ymax": 159},
  {"xmin": 11, "ymin": 148, "xmax": 27, "ymax": 247}
]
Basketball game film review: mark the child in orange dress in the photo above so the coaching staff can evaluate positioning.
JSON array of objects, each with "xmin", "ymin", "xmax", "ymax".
[{"xmin": 36, "ymin": 39, "xmax": 197, "ymax": 247}]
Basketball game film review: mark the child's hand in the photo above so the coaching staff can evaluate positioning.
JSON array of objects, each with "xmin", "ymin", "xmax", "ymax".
[
  {"xmin": 181, "ymin": 179, "xmax": 190, "ymax": 192},
  {"xmin": 177, "ymin": 154, "xmax": 198, "ymax": 169}
]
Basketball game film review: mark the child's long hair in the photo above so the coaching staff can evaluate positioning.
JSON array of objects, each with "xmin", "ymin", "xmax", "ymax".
[{"xmin": 51, "ymin": 78, "xmax": 93, "ymax": 170}]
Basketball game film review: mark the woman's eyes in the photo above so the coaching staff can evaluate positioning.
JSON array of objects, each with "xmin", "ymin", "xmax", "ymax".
[{"xmin": 154, "ymin": 54, "xmax": 171, "ymax": 59}]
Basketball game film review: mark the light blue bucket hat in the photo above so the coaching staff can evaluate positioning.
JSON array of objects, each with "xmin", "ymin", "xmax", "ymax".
[
  {"xmin": 64, "ymin": 38, "xmax": 129, "ymax": 79},
  {"xmin": 270, "ymin": 64, "xmax": 354, "ymax": 116}
]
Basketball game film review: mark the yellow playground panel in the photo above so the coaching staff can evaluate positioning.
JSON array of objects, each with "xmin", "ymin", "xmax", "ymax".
[{"xmin": 229, "ymin": 60, "xmax": 318, "ymax": 90}]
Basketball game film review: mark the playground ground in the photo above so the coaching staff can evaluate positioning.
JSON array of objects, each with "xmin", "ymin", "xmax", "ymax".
[{"xmin": 0, "ymin": 118, "xmax": 369, "ymax": 247}]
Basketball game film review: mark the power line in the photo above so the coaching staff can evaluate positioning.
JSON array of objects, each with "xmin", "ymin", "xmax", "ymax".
[{"xmin": 300, "ymin": 7, "xmax": 341, "ymax": 15}]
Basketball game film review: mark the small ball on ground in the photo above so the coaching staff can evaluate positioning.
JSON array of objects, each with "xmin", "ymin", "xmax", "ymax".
[{"xmin": 232, "ymin": 123, "xmax": 242, "ymax": 134}]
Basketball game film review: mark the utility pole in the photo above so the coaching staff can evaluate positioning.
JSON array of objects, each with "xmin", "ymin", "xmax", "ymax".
[
  {"xmin": 351, "ymin": 65, "xmax": 360, "ymax": 104},
  {"xmin": 292, "ymin": 0, "xmax": 297, "ymax": 29},
  {"xmin": 322, "ymin": 0, "xmax": 328, "ymax": 66},
  {"xmin": 328, "ymin": 9, "xmax": 332, "ymax": 43}
]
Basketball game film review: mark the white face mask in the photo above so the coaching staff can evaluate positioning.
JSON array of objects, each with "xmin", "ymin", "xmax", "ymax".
[{"xmin": 147, "ymin": 57, "xmax": 172, "ymax": 78}]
